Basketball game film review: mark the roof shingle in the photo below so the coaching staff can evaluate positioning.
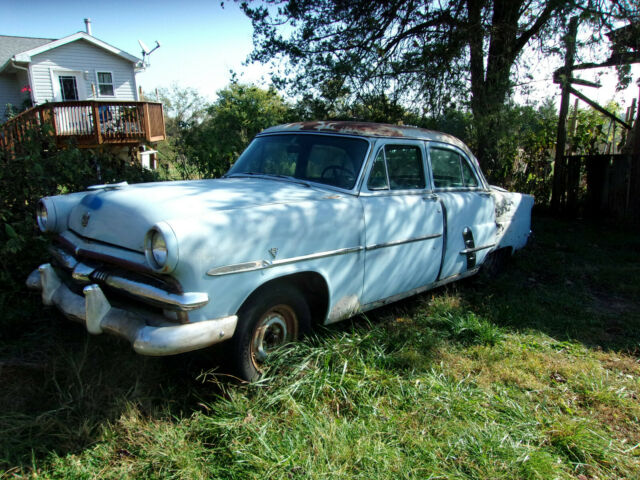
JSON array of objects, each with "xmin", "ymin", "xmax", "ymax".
[{"xmin": 0, "ymin": 35, "xmax": 55, "ymax": 70}]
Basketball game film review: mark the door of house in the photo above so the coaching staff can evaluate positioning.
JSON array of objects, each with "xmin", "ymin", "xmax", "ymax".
[
  {"xmin": 58, "ymin": 76, "xmax": 79, "ymax": 101},
  {"xmin": 52, "ymin": 70, "xmax": 86, "ymax": 102}
]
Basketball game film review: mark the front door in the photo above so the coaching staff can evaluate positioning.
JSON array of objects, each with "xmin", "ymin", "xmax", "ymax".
[
  {"xmin": 59, "ymin": 76, "xmax": 79, "ymax": 101},
  {"xmin": 360, "ymin": 140, "xmax": 444, "ymax": 305},
  {"xmin": 53, "ymin": 71, "xmax": 86, "ymax": 102},
  {"xmin": 427, "ymin": 143, "xmax": 496, "ymax": 280}
]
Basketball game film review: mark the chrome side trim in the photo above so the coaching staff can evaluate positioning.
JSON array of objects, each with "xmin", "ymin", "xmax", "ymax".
[
  {"xmin": 207, "ymin": 246, "xmax": 364, "ymax": 276},
  {"xmin": 208, "ymin": 260, "xmax": 271, "ymax": 276},
  {"xmin": 365, "ymin": 233, "xmax": 442, "ymax": 251},
  {"xmin": 459, "ymin": 243, "xmax": 496, "ymax": 255},
  {"xmin": 360, "ymin": 268, "xmax": 480, "ymax": 314}
]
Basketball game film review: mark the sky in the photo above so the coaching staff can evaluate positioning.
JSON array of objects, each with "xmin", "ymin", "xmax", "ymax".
[
  {"xmin": 1, "ymin": 0, "xmax": 639, "ymax": 112},
  {"xmin": 1, "ymin": 0, "xmax": 269, "ymax": 101}
]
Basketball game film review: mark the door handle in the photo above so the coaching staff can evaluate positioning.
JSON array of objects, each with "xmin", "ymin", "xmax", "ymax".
[
  {"xmin": 478, "ymin": 191, "xmax": 492, "ymax": 197},
  {"xmin": 422, "ymin": 193, "xmax": 439, "ymax": 201}
]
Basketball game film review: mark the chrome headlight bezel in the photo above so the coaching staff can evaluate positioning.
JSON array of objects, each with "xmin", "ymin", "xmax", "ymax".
[
  {"xmin": 36, "ymin": 198, "xmax": 56, "ymax": 233},
  {"xmin": 144, "ymin": 222, "xmax": 179, "ymax": 273}
]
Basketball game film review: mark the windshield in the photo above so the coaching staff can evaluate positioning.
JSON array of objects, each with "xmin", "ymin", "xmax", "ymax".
[{"xmin": 227, "ymin": 134, "xmax": 370, "ymax": 190}]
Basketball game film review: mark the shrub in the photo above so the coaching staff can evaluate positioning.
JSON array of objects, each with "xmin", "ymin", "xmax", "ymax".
[{"xmin": 0, "ymin": 125, "xmax": 158, "ymax": 330}]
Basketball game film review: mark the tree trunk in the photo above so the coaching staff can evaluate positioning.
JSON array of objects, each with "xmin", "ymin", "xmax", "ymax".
[{"xmin": 467, "ymin": 0, "xmax": 522, "ymax": 180}]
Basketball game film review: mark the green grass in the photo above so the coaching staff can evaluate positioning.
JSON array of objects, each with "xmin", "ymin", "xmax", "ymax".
[{"xmin": 1, "ymin": 216, "xmax": 639, "ymax": 479}]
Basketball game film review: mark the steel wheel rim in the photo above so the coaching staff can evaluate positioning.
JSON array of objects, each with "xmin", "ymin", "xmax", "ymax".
[{"xmin": 251, "ymin": 304, "xmax": 297, "ymax": 369}]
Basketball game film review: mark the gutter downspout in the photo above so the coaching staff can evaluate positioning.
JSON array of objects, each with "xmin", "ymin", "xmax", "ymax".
[{"xmin": 11, "ymin": 61, "xmax": 35, "ymax": 107}]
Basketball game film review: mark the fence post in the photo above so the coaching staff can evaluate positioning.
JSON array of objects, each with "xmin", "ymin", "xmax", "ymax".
[
  {"xmin": 142, "ymin": 103, "xmax": 151, "ymax": 142},
  {"xmin": 551, "ymin": 16, "xmax": 579, "ymax": 215},
  {"xmin": 92, "ymin": 103, "xmax": 102, "ymax": 144}
]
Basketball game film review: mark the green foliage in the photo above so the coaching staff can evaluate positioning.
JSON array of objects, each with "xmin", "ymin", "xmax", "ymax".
[
  {"xmin": 239, "ymin": 0, "xmax": 634, "ymax": 167},
  {"xmin": 0, "ymin": 126, "xmax": 158, "ymax": 329},
  {"xmin": 168, "ymin": 83, "xmax": 293, "ymax": 179},
  {"xmin": 569, "ymin": 101, "xmax": 623, "ymax": 155}
]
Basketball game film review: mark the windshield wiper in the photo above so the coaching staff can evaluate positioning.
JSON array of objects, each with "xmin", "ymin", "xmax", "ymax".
[
  {"xmin": 224, "ymin": 171, "xmax": 261, "ymax": 178},
  {"xmin": 227, "ymin": 172, "xmax": 310, "ymax": 188},
  {"xmin": 265, "ymin": 174, "xmax": 311, "ymax": 188}
]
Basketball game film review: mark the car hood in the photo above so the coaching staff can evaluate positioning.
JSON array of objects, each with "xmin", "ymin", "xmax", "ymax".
[{"xmin": 67, "ymin": 177, "xmax": 336, "ymax": 252}]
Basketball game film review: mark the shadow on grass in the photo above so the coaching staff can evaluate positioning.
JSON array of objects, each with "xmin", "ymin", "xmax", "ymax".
[
  {"xmin": 0, "ymin": 311, "xmax": 232, "ymax": 470},
  {"xmin": 465, "ymin": 215, "xmax": 640, "ymax": 354},
  {"xmin": 1, "ymin": 215, "xmax": 638, "ymax": 470}
]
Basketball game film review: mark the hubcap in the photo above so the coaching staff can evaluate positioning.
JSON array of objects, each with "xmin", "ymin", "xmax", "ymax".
[{"xmin": 251, "ymin": 305, "xmax": 297, "ymax": 368}]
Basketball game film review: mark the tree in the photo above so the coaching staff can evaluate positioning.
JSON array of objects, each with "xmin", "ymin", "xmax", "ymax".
[
  {"xmin": 181, "ymin": 83, "xmax": 293, "ymax": 178},
  {"xmin": 157, "ymin": 84, "xmax": 209, "ymax": 178},
  {"xmin": 239, "ymin": 0, "xmax": 636, "ymax": 178}
]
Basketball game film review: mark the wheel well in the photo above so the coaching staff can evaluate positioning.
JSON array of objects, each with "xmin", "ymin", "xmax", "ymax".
[{"xmin": 239, "ymin": 272, "xmax": 330, "ymax": 327}]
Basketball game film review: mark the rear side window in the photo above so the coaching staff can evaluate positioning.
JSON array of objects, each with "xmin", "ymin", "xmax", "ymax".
[
  {"xmin": 367, "ymin": 144, "xmax": 425, "ymax": 190},
  {"xmin": 430, "ymin": 147, "xmax": 479, "ymax": 188}
]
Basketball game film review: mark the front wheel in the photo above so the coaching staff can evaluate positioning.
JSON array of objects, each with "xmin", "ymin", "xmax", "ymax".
[{"xmin": 230, "ymin": 284, "xmax": 311, "ymax": 381}]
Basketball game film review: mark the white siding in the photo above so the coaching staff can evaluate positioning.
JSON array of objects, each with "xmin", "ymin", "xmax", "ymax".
[
  {"xmin": 30, "ymin": 39, "xmax": 137, "ymax": 103},
  {"xmin": 0, "ymin": 72, "xmax": 28, "ymax": 121}
]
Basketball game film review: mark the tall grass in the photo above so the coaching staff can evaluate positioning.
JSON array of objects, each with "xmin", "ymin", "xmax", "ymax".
[{"xmin": 1, "ymin": 216, "xmax": 639, "ymax": 478}]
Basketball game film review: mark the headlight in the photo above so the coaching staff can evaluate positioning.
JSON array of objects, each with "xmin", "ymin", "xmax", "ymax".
[
  {"xmin": 151, "ymin": 230, "xmax": 168, "ymax": 266},
  {"xmin": 36, "ymin": 200, "xmax": 49, "ymax": 232},
  {"xmin": 144, "ymin": 223, "xmax": 179, "ymax": 273}
]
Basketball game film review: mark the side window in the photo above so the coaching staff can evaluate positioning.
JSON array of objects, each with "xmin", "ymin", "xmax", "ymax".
[
  {"xmin": 431, "ymin": 148, "xmax": 462, "ymax": 188},
  {"xmin": 460, "ymin": 158, "xmax": 479, "ymax": 187},
  {"xmin": 367, "ymin": 149, "xmax": 389, "ymax": 190},
  {"xmin": 367, "ymin": 144, "xmax": 425, "ymax": 191}
]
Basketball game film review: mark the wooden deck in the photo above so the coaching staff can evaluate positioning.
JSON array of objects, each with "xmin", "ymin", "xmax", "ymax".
[{"xmin": 1, "ymin": 101, "xmax": 166, "ymax": 151}]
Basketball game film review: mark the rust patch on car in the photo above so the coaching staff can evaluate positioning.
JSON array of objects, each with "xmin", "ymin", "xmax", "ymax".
[
  {"xmin": 286, "ymin": 121, "xmax": 407, "ymax": 137},
  {"xmin": 327, "ymin": 294, "xmax": 361, "ymax": 324}
]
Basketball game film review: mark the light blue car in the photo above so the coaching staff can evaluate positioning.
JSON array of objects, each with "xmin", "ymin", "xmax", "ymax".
[{"xmin": 27, "ymin": 122, "xmax": 533, "ymax": 380}]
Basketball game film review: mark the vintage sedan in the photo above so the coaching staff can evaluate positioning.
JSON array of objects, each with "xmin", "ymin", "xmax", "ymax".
[{"xmin": 27, "ymin": 122, "xmax": 533, "ymax": 380}]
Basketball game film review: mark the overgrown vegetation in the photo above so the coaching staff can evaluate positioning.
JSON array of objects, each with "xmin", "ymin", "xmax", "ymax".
[
  {"xmin": 1, "ymin": 216, "xmax": 638, "ymax": 478},
  {"xmin": 0, "ymin": 126, "xmax": 159, "ymax": 332},
  {"xmin": 159, "ymin": 81, "xmax": 634, "ymax": 208},
  {"xmin": 238, "ymin": 0, "xmax": 637, "ymax": 173}
]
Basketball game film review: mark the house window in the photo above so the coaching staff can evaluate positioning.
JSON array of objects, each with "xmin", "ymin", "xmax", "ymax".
[
  {"xmin": 97, "ymin": 72, "xmax": 114, "ymax": 96},
  {"xmin": 59, "ymin": 76, "xmax": 79, "ymax": 101}
]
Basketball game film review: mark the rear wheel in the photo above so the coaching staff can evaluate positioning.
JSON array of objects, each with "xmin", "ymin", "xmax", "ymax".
[{"xmin": 231, "ymin": 284, "xmax": 311, "ymax": 381}]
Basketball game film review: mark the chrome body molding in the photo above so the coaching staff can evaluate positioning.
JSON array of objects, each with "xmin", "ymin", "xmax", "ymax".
[
  {"xmin": 26, "ymin": 264, "xmax": 234, "ymax": 356},
  {"xmin": 207, "ymin": 234, "xmax": 443, "ymax": 277},
  {"xmin": 364, "ymin": 233, "xmax": 442, "ymax": 251},
  {"xmin": 459, "ymin": 243, "xmax": 496, "ymax": 255},
  {"xmin": 207, "ymin": 246, "xmax": 364, "ymax": 276}
]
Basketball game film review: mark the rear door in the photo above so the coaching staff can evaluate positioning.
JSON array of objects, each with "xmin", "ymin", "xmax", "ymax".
[
  {"xmin": 427, "ymin": 143, "xmax": 496, "ymax": 280},
  {"xmin": 360, "ymin": 140, "xmax": 444, "ymax": 305}
]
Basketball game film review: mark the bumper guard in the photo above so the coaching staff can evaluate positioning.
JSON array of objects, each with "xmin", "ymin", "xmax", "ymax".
[{"xmin": 26, "ymin": 264, "xmax": 237, "ymax": 356}]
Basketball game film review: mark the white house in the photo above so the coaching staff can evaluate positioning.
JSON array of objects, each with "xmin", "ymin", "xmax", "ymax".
[{"xmin": 0, "ymin": 21, "xmax": 143, "ymax": 121}]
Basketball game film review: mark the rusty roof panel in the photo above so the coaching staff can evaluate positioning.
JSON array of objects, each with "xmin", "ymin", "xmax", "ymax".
[{"xmin": 260, "ymin": 121, "xmax": 474, "ymax": 157}]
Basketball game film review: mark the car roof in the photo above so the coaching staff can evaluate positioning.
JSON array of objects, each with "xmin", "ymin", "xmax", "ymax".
[{"xmin": 260, "ymin": 121, "xmax": 475, "ymax": 157}]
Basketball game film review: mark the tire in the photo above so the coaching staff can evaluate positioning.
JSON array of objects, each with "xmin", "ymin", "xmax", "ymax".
[
  {"xmin": 480, "ymin": 248, "xmax": 510, "ymax": 278},
  {"xmin": 230, "ymin": 283, "xmax": 311, "ymax": 381}
]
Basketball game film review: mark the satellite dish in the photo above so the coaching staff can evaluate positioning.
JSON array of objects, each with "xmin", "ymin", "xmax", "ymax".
[
  {"xmin": 138, "ymin": 39, "xmax": 150, "ymax": 54},
  {"xmin": 138, "ymin": 40, "xmax": 161, "ymax": 67}
]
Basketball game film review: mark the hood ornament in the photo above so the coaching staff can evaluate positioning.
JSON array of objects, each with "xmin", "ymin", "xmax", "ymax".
[{"xmin": 81, "ymin": 211, "xmax": 91, "ymax": 227}]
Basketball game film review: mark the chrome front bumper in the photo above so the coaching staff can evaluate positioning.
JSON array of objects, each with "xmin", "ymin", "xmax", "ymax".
[{"xmin": 26, "ymin": 264, "xmax": 237, "ymax": 356}]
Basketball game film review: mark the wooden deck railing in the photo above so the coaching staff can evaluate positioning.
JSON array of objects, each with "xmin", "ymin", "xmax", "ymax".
[{"xmin": 1, "ymin": 101, "xmax": 166, "ymax": 151}]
